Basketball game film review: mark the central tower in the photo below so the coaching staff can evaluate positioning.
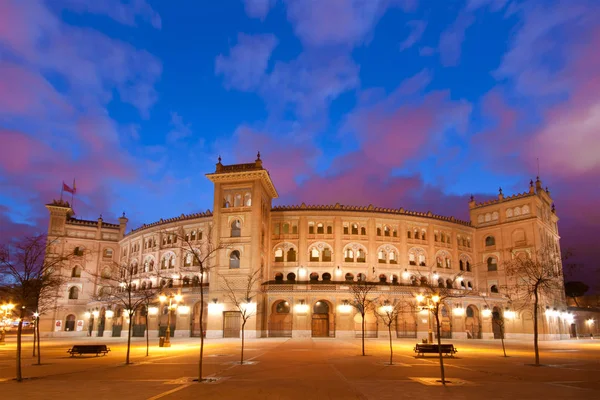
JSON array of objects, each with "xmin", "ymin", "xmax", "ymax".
[{"xmin": 206, "ymin": 153, "xmax": 278, "ymax": 337}]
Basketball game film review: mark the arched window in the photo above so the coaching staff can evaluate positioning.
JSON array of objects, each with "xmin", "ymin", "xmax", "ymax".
[
  {"xmin": 275, "ymin": 273, "xmax": 284, "ymax": 282},
  {"xmin": 446, "ymin": 279, "xmax": 453, "ymax": 289},
  {"xmin": 438, "ymin": 278, "xmax": 444, "ymax": 287},
  {"xmin": 71, "ymin": 266, "xmax": 82, "ymax": 278},
  {"xmin": 275, "ymin": 248, "xmax": 284, "ymax": 262},
  {"xmin": 421, "ymin": 230, "xmax": 426, "ymax": 240},
  {"xmin": 490, "ymin": 285, "xmax": 499, "ymax": 293},
  {"xmin": 378, "ymin": 250, "xmax": 387, "ymax": 263},
  {"xmin": 68, "ymin": 286, "xmax": 79, "ymax": 299},
  {"xmin": 418, "ymin": 253, "xmax": 426, "ymax": 266},
  {"xmin": 352, "ymin": 224, "xmax": 359, "ymax": 235},
  {"xmin": 231, "ymin": 220, "xmax": 241, "ymax": 237},
  {"xmin": 287, "ymin": 248, "xmax": 297, "ymax": 262},
  {"xmin": 459, "ymin": 260, "xmax": 464, "ymax": 271},
  {"xmin": 310, "ymin": 248, "xmax": 320, "ymax": 262},
  {"xmin": 182, "ymin": 277, "xmax": 190, "ymax": 286},
  {"xmin": 361, "ymin": 227, "xmax": 367, "ymax": 235},
  {"xmin": 276, "ymin": 301, "xmax": 290, "ymax": 313},
  {"xmin": 445, "ymin": 258, "xmax": 451, "ymax": 269},
  {"xmin": 345, "ymin": 273, "xmax": 354, "ymax": 281},
  {"xmin": 229, "ymin": 250, "xmax": 240, "ymax": 269},
  {"xmin": 286, "ymin": 272, "xmax": 296, "ymax": 281},
  {"xmin": 327, "ymin": 225, "xmax": 333, "ymax": 234},
  {"xmin": 466, "ymin": 261, "xmax": 471, "ymax": 272},
  {"xmin": 322, "ymin": 272, "xmax": 331, "ymax": 281},
  {"xmin": 309, "ymin": 222, "xmax": 315, "ymax": 234},
  {"xmin": 414, "ymin": 229, "xmax": 419, "ymax": 239},
  {"xmin": 167, "ymin": 279, "xmax": 173, "ymax": 288},
  {"xmin": 344, "ymin": 248, "xmax": 354, "ymax": 262},
  {"xmin": 141, "ymin": 281, "xmax": 147, "ymax": 290},
  {"xmin": 65, "ymin": 314, "xmax": 76, "ymax": 331},
  {"xmin": 356, "ymin": 249, "xmax": 366, "ymax": 263},
  {"xmin": 487, "ymin": 257, "xmax": 498, "ymax": 271},
  {"xmin": 389, "ymin": 251, "xmax": 397, "ymax": 264},
  {"xmin": 409, "ymin": 253, "xmax": 416, "ymax": 266},
  {"xmin": 377, "ymin": 227, "xmax": 382, "ymax": 236},
  {"xmin": 407, "ymin": 230, "xmax": 412, "ymax": 239},
  {"xmin": 317, "ymin": 223, "xmax": 324, "ymax": 234},
  {"xmin": 192, "ymin": 276, "xmax": 200, "ymax": 287},
  {"xmin": 101, "ymin": 267, "xmax": 111, "ymax": 279},
  {"xmin": 436, "ymin": 257, "xmax": 443, "ymax": 268},
  {"xmin": 309, "ymin": 272, "xmax": 319, "ymax": 281},
  {"xmin": 467, "ymin": 281, "xmax": 473, "ymax": 290},
  {"xmin": 357, "ymin": 273, "xmax": 366, "ymax": 282},
  {"xmin": 234, "ymin": 194, "xmax": 242, "ymax": 207},
  {"xmin": 384, "ymin": 226, "xmax": 390, "ymax": 237},
  {"xmin": 485, "ymin": 236, "xmax": 495, "ymax": 246},
  {"xmin": 283, "ymin": 223, "xmax": 290, "ymax": 234},
  {"xmin": 103, "ymin": 248, "xmax": 113, "ymax": 258},
  {"xmin": 147, "ymin": 281, "xmax": 152, "ymax": 289},
  {"xmin": 379, "ymin": 274, "xmax": 387, "ymax": 283},
  {"xmin": 132, "ymin": 262, "xmax": 138, "ymax": 275},
  {"xmin": 322, "ymin": 248, "xmax": 332, "ymax": 262},
  {"xmin": 244, "ymin": 192, "xmax": 252, "ymax": 206}
]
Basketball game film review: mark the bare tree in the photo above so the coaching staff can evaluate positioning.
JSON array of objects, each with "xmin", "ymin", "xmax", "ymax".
[
  {"xmin": 168, "ymin": 225, "xmax": 228, "ymax": 382},
  {"xmin": 374, "ymin": 296, "xmax": 404, "ymax": 365},
  {"xmin": 349, "ymin": 278, "xmax": 377, "ymax": 356},
  {"xmin": 90, "ymin": 258, "xmax": 165, "ymax": 365},
  {"xmin": 480, "ymin": 296, "xmax": 508, "ymax": 357},
  {"xmin": 415, "ymin": 270, "xmax": 466, "ymax": 385},
  {"xmin": 504, "ymin": 245, "xmax": 564, "ymax": 366},
  {"xmin": 0, "ymin": 235, "xmax": 71, "ymax": 381},
  {"xmin": 220, "ymin": 270, "xmax": 261, "ymax": 365}
]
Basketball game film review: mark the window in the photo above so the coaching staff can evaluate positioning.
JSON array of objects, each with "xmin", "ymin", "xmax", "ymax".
[
  {"xmin": 345, "ymin": 273, "xmax": 354, "ymax": 281},
  {"xmin": 343, "ymin": 224, "xmax": 349, "ymax": 235},
  {"xmin": 357, "ymin": 249, "xmax": 366, "ymax": 263},
  {"xmin": 436, "ymin": 257, "xmax": 443, "ymax": 268},
  {"xmin": 101, "ymin": 267, "xmax": 111, "ymax": 279},
  {"xmin": 234, "ymin": 194, "xmax": 242, "ymax": 207},
  {"xmin": 103, "ymin": 248, "xmax": 113, "ymax": 258},
  {"xmin": 229, "ymin": 251, "xmax": 240, "ymax": 269},
  {"xmin": 487, "ymin": 257, "xmax": 498, "ymax": 271},
  {"xmin": 378, "ymin": 250, "xmax": 386, "ymax": 263},
  {"xmin": 287, "ymin": 248, "xmax": 297, "ymax": 262},
  {"xmin": 231, "ymin": 220, "xmax": 241, "ymax": 237},
  {"xmin": 322, "ymin": 248, "xmax": 332, "ymax": 262},
  {"xmin": 322, "ymin": 273, "xmax": 331, "ymax": 281},
  {"xmin": 275, "ymin": 248, "xmax": 284, "ymax": 262},
  {"xmin": 344, "ymin": 248, "xmax": 354, "ymax": 262},
  {"xmin": 490, "ymin": 285, "xmax": 499, "ymax": 293},
  {"xmin": 317, "ymin": 223, "xmax": 324, "ymax": 234},
  {"xmin": 182, "ymin": 277, "xmax": 190, "ymax": 286},
  {"xmin": 459, "ymin": 260, "xmax": 464, "ymax": 271},
  {"xmin": 409, "ymin": 253, "xmax": 416, "ymax": 266},
  {"xmin": 68, "ymin": 286, "xmax": 79, "ymax": 299},
  {"xmin": 377, "ymin": 227, "xmax": 382, "ymax": 236},
  {"xmin": 389, "ymin": 251, "xmax": 397, "ymax": 264},
  {"xmin": 327, "ymin": 225, "xmax": 333, "ymax": 234},
  {"xmin": 192, "ymin": 276, "xmax": 200, "ymax": 287},
  {"xmin": 357, "ymin": 273, "xmax": 366, "ymax": 282},
  {"xmin": 71, "ymin": 266, "xmax": 82, "ymax": 278},
  {"xmin": 309, "ymin": 222, "xmax": 315, "ymax": 234},
  {"xmin": 73, "ymin": 246, "xmax": 84, "ymax": 256},
  {"xmin": 274, "ymin": 224, "xmax": 280, "ymax": 235},
  {"xmin": 407, "ymin": 230, "xmax": 412, "ymax": 239},
  {"xmin": 414, "ymin": 229, "xmax": 419, "ymax": 240},
  {"xmin": 445, "ymin": 258, "xmax": 451, "ymax": 269},
  {"xmin": 466, "ymin": 261, "xmax": 471, "ymax": 272},
  {"xmin": 418, "ymin": 254, "xmax": 426, "ymax": 266},
  {"xmin": 275, "ymin": 273, "xmax": 284, "ymax": 282},
  {"xmin": 286, "ymin": 273, "xmax": 296, "ymax": 281},
  {"xmin": 292, "ymin": 225, "xmax": 298, "ymax": 234},
  {"xmin": 446, "ymin": 279, "xmax": 453, "ymax": 289},
  {"xmin": 276, "ymin": 301, "xmax": 290, "ymax": 313},
  {"xmin": 310, "ymin": 272, "xmax": 319, "ymax": 281},
  {"xmin": 351, "ymin": 224, "xmax": 359, "ymax": 235},
  {"xmin": 485, "ymin": 236, "xmax": 495, "ymax": 246},
  {"xmin": 283, "ymin": 223, "xmax": 290, "ymax": 234},
  {"xmin": 384, "ymin": 226, "xmax": 390, "ymax": 237},
  {"xmin": 244, "ymin": 192, "xmax": 251, "ymax": 206},
  {"xmin": 361, "ymin": 227, "xmax": 367, "ymax": 235},
  {"xmin": 310, "ymin": 248, "xmax": 319, "ymax": 262},
  {"xmin": 421, "ymin": 230, "xmax": 426, "ymax": 240}
]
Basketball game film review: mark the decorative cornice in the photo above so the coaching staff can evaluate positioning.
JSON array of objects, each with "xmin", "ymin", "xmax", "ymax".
[
  {"xmin": 206, "ymin": 169, "xmax": 278, "ymax": 199},
  {"xmin": 271, "ymin": 203, "xmax": 472, "ymax": 226},
  {"xmin": 471, "ymin": 192, "xmax": 535, "ymax": 209},
  {"xmin": 126, "ymin": 210, "xmax": 214, "ymax": 236}
]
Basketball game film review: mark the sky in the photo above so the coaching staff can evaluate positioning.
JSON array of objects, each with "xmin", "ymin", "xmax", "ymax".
[{"xmin": 0, "ymin": 0, "xmax": 599, "ymax": 290}]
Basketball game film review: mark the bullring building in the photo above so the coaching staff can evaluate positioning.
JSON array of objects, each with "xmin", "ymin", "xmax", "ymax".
[{"xmin": 41, "ymin": 155, "xmax": 574, "ymax": 341}]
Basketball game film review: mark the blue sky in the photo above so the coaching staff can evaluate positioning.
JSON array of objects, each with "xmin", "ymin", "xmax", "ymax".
[{"xmin": 1, "ymin": 0, "xmax": 599, "ymax": 287}]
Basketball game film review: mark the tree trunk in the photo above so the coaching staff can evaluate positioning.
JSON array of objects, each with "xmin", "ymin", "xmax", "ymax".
[
  {"xmin": 32, "ymin": 319, "xmax": 36, "ymax": 357},
  {"xmin": 533, "ymin": 288, "xmax": 540, "ymax": 366},
  {"xmin": 126, "ymin": 312, "xmax": 133, "ymax": 365},
  {"xmin": 16, "ymin": 308, "xmax": 24, "ymax": 382},
  {"xmin": 434, "ymin": 311, "xmax": 446, "ymax": 385},
  {"xmin": 198, "ymin": 271, "xmax": 205, "ymax": 381},
  {"xmin": 146, "ymin": 304, "xmax": 150, "ymax": 357},
  {"xmin": 36, "ymin": 317, "xmax": 41, "ymax": 365},
  {"xmin": 241, "ymin": 320, "xmax": 246, "ymax": 365},
  {"xmin": 388, "ymin": 323, "xmax": 393, "ymax": 365},
  {"xmin": 361, "ymin": 313, "xmax": 365, "ymax": 356},
  {"xmin": 499, "ymin": 321, "xmax": 507, "ymax": 357}
]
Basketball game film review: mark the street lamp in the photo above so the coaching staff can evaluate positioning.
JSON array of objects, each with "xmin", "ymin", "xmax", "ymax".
[
  {"xmin": 159, "ymin": 293, "xmax": 182, "ymax": 347},
  {"xmin": 416, "ymin": 293, "xmax": 439, "ymax": 343},
  {"xmin": 1, "ymin": 303, "xmax": 15, "ymax": 345}
]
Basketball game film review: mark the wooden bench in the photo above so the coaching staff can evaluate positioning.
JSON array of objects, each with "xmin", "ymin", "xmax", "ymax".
[
  {"xmin": 67, "ymin": 344, "xmax": 111, "ymax": 357},
  {"xmin": 414, "ymin": 343, "xmax": 457, "ymax": 357}
]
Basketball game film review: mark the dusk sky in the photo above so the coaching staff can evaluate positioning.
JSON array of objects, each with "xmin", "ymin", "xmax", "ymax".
[{"xmin": 0, "ymin": 1, "xmax": 598, "ymax": 289}]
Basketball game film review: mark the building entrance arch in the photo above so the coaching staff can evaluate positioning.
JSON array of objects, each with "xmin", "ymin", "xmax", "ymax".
[
  {"xmin": 436, "ymin": 305, "xmax": 452, "ymax": 339},
  {"xmin": 269, "ymin": 300, "xmax": 292, "ymax": 337},
  {"xmin": 312, "ymin": 300, "xmax": 333, "ymax": 337},
  {"xmin": 354, "ymin": 311, "xmax": 378, "ymax": 338},
  {"xmin": 465, "ymin": 305, "xmax": 482, "ymax": 339}
]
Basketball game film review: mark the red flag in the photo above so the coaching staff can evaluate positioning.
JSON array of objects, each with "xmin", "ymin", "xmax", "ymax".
[{"xmin": 63, "ymin": 182, "xmax": 76, "ymax": 194}]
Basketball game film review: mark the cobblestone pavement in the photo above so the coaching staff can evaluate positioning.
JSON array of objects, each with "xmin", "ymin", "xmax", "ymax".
[{"xmin": 1, "ymin": 335, "xmax": 599, "ymax": 399}]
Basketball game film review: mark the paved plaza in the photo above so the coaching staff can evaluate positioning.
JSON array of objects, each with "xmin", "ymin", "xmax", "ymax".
[{"xmin": 1, "ymin": 335, "xmax": 599, "ymax": 399}]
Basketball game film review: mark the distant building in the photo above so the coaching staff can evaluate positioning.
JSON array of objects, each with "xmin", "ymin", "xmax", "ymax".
[{"xmin": 41, "ymin": 155, "xmax": 582, "ymax": 340}]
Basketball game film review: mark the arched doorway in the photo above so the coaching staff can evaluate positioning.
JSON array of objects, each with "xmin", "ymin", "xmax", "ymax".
[
  {"xmin": 191, "ymin": 301, "xmax": 207, "ymax": 337},
  {"xmin": 395, "ymin": 308, "xmax": 417, "ymax": 338},
  {"xmin": 112, "ymin": 308, "xmax": 123, "ymax": 337},
  {"xmin": 354, "ymin": 311, "xmax": 378, "ymax": 338},
  {"xmin": 269, "ymin": 300, "xmax": 292, "ymax": 337},
  {"xmin": 311, "ymin": 300, "xmax": 333, "ymax": 337},
  {"xmin": 492, "ymin": 306, "xmax": 504, "ymax": 339},
  {"xmin": 465, "ymin": 305, "xmax": 482, "ymax": 339},
  {"xmin": 158, "ymin": 305, "xmax": 175, "ymax": 337},
  {"xmin": 437, "ymin": 305, "xmax": 452, "ymax": 339},
  {"xmin": 132, "ymin": 306, "xmax": 147, "ymax": 337},
  {"xmin": 97, "ymin": 308, "xmax": 106, "ymax": 337},
  {"xmin": 64, "ymin": 314, "xmax": 76, "ymax": 332}
]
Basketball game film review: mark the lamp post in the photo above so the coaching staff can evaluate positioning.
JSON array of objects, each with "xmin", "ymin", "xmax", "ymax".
[
  {"xmin": 1, "ymin": 303, "xmax": 15, "ymax": 345},
  {"xmin": 416, "ymin": 293, "xmax": 440, "ymax": 344},
  {"xmin": 159, "ymin": 293, "xmax": 182, "ymax": 347}
]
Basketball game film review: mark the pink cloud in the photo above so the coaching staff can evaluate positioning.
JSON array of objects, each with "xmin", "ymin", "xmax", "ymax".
[
  {"xmin": 243, "ymin": 0, "xmax": 276, "ymax": 20},
  {"xmin": 439, "ymin": 12, "xmax": 474, "ymax": 67},
  {"xmin": 62, "ymin": 0, "xmax": 162, "ymax": 29}
]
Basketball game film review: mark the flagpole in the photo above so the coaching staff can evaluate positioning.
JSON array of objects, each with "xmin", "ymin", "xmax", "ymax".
[
  {"xmin": 71, "ymin": 178, "xmax": 76, "ymax": 210},
  {"xmin": 60, "ymin": 181, "xmax": 64, "ymax": 202}
]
